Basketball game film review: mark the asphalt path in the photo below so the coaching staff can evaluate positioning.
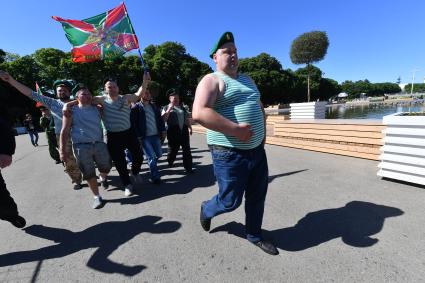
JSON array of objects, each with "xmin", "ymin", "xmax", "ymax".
[{"xmin": 0, "ymin": 133, "xmax": 424, "ymax": 282}]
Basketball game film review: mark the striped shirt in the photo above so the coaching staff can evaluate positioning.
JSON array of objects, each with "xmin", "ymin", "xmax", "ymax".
[
  {"xmin": 70, "ymin": 105, "xmax": 103, "ymax": 144},
  {"xmin": 31, "ymin": 91, "xmax": 65, "ymax": 135},
  {"xmin": 206, "ymin": 72, "xmax": 264, "ymax": 150},
  {"xmin": 144, "ymin": 104, "xmax": 158, "ymax": 136},
  {"xmin": 101, "ymin": 95, "xmax": 131, "ymax": 132}
]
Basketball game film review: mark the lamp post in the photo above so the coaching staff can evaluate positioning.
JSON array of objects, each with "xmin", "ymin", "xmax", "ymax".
[{"xmin": 411, "ymin": 69, "xmax": 420, "ymax": 95}]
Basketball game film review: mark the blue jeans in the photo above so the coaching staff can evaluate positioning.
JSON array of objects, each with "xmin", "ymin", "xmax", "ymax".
[
  {"xmin": 142, "ymin": 135, "xmax": 162, "ymax": 180},
  {"xmin": 28, "ymin": 130, "xmax": 39, "ymax": 146},
  {"xmin": 202, "ymin": 145, "xmax": 269, "ymax": 243}
]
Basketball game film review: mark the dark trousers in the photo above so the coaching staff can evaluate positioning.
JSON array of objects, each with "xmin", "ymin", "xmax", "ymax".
[
  {"xmin": 46, "ymin": 131, "xmax": 60, "ymax": 162},
  {"xmin": 28, "ymin": 130, "xmax": 39, "ymax": 146},
  {"xmin": 107, "ymin": 129, "xmax": 143, "ymax": 186},
  {"xmin": 0, "ymin": 171, "xmax": 19, "ymax": 220},
  {"xmin": 166, "ymin": 125, "xmax": 192, "ymax": 171}
]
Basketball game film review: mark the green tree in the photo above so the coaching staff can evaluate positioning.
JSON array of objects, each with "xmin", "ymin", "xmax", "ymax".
[
  {"xmin": 33, "ymin": 48, "xmax": 67, "ymax": 87},
  {"xmin": 370, "ymin": 83, "xmax": 401, "ymax": 96},
  {"xmin": 0, "ymin": 49, "xmax": 5, "ymax": 64},
  {"xmin": 143, "ymin": 41, "xmax": 212, "ymax": 106},
  {"xmin": 3, "ymin": 55, "xmax": 40, "ymax": 88},
  {"xmin": 294, "ymin": 65, "xmax": 323, "ymax": 100},
  {"xmin": 290, "ymin": 31, "xmax": 329, "ymax": 102},
  {"xmin": 318, "ymin": 78, "xmax": 341, "ymax": 101},
  {"xmin": 238, "ymin": 53, "xmax": 294, "ymax": 105},
  {"xmin": 404, "ymin": 83, "xmax": 425, "ymax": 93}
]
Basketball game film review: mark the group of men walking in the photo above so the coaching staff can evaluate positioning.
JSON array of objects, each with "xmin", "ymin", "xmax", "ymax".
[{"xmin": 0, "ymin": 31, "xmax": 279, "ymax": 255}]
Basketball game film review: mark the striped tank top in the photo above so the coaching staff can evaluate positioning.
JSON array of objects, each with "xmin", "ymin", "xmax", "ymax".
[
  {"xmin": 102, "ymin": 95, "xmax": 131, "ymax": 132},
  {"xmin": 206, "ymin": 72, "xmax": 264, "ymax": 150}
]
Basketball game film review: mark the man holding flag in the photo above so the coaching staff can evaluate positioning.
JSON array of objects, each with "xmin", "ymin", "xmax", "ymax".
[
  {"xmin": 0, "ymin": 71, "xmax": 83, "ymax": 191},
  {"xmin": 64, "ymin": 73, "xmax": 151, "ymax": 196}
]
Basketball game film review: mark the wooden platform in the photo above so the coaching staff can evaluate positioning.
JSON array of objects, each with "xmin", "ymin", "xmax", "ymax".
[{"xmin": 191, "ymin": 116, "xmax": 385, "ymax": 160}]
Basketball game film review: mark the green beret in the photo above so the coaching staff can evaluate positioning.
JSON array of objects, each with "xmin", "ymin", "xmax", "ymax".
[
  {"xmin": 166, "ymin": 88, "xmax": 179, "ymax": 96},
  {"xmin": 209, "ymin": 31, "xmax": 234, "ymax": 58},
  {"xmin": 53, "ymin": 79, "xmax": 73, "ymax": 94},
  {"xmin": 71, "ymin": 83, "xmax": 89, "ymax": 96}
]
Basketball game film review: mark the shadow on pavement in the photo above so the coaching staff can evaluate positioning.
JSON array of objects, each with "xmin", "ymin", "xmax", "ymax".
[
  {"xmin": 106, "ymin": 162, "xmax": 215, "ymax": 206},
  {"xmin": 0, "ymin": 215, "xmax": 181, "ymax": 276},
  {"xmin": 210, "ymin": 201, "xmax": 404, "ymax": 251},
  {"xmin": 268, "ymin": 169, "xmax": 308, "ymax": 184}
]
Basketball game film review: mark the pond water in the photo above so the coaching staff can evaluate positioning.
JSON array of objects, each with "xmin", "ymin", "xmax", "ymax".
[{"xmin": 326, "ymin": 102, "xmax": 425, "ymax": 119}]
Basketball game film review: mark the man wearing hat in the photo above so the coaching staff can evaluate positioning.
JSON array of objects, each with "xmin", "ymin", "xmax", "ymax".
[
  {"xmin": 39, "ymin": 106, "xmax": 61, "ymax": 164},
  {"xmin": 192, "ymin": 32, "xmax": 278, "ymax": 255},
  {"xmin": 60, "ymin": 84, "xmax": 111, "ymax": 209},
  {"xmin": 65, "ymin": 73, "xmax": 151, "ymax": 196},
  {"xmin": 161, "ymin": 88, "xmax": 194, "ymax": 173},
  {"xmin": 0, "ymin": 71, "xmax": 83, "ymax": 190}
]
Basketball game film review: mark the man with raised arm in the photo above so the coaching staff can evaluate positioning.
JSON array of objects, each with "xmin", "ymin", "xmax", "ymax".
[
  {"xmin": 0, "ymin": 71, "xmax": 83, "ymax": 190},
  {"xmin": 60, "ymin": 84, "xmax": 111, "ymax": 209},
  {"xmin": 192, "ymin": 32, "xmax": 278, "ymax": 255},
  {"xmin": 65, "ymin": 73, "xmax": 150, "ymax": 196}
]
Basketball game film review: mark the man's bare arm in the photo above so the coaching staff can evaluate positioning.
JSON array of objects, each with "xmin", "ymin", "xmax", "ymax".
[
  {"xmin": 0, "ymin": 71, "xmax": 33, "ymax": 97},
  {"xmin": 192, "ymin": 74, "xmax": 253, "ymax": 142},
  {"xmin": 59, "ymin": 113, "xmax": 72, "ymax": 162},
  {"xmin": 124, "ymin": 72, "xmax": 151, "ymax": 103}
]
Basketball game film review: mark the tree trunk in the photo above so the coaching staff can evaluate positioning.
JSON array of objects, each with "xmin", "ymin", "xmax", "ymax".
[{"xmin": 307, "ymin": 63, "xmax": 311, "ymax": 102}]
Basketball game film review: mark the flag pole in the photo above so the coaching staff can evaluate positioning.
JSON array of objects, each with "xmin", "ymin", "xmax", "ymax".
[{"xmin": 122, "ymin": 1, "xmax": 148, "ymax": 73}]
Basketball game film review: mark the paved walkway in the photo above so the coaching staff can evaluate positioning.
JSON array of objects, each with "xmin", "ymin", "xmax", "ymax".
[{"xmin": 1, "ymin": 134, "xmax": 424, "ymax": 282}]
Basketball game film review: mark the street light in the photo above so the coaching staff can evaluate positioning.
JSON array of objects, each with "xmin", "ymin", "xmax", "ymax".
[{"xmin": 411, "ymin": 69, "xmax": 420, "ymax": 95}]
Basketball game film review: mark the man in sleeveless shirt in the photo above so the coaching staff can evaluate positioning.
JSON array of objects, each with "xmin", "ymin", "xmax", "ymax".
[
  {"xmin": 60, "ymin": 84, "xmax": 112, "ymax": 209},
  {"xmin": 65, "ymin": 73, "xmax": 151, "ymax": 197},
  {"xmin": 192, "ymin": 32, "xmax": 278, "ymax": 255},
  {"xmin": 0, "ymin": 71, "xmax": 83, "ymax": 190}
]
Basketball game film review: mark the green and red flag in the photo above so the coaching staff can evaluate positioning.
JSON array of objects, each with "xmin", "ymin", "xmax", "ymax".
[{"xmin": 52, "ymin": 3, "xmax": 139, "ymax": 63}]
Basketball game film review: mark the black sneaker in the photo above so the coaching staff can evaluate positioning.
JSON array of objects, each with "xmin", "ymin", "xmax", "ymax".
[
  {"xmin": 73, "ymin": 183, "xmax": 83, "ymax": 190},
  {"xmin": 149, "ymin": 178, "xmax": 161, "ymax": 185},
  {"xmin": 185, "ymin": 168, "xmax": 195, "ymax": 174},
  {"xmin": 252, "ymin": 240, "xmax": 279, "ymax": 255},
  {"xmin": 2, "ymin": 215, "xmax": 26, "ymax": 228},
  {"xmin": 200, "ymin": 202, "xmax": 211, "ymax": 231}
]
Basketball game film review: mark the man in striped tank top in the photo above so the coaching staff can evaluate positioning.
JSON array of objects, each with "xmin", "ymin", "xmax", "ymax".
[
  {"xmin": 192, "ymin": 32, "xmax": 278, "ymax": 255},
  {"xmin": 92, "ymin": 74, "xmax": 150, "ymax": 196},
  {"xmin": 65, "ymin": 73, "xmax": 150, "ymax": 197}
]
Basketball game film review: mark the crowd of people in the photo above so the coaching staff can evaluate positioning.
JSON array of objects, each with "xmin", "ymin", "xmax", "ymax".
[{"xmin": 0, "ymin": 31, "xmax": 279, "ymax": 255}]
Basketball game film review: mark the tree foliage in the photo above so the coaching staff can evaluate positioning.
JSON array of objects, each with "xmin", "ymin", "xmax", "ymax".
[
  {"xmin": 143, "ymin": 41, "xmax": 212, "ymax": 105},
  {"xmin": 404, "ymin": 83, "xmax": 425, "ymax": 93},
  {"xmin": 239, "ymin": 53, "xmax": 294, "ymax": 105},
  {"xmin": 341, "ymin": 80, "xmax": 401, "ymax": 98},
  {"xmin": 290, "ymin": 31, "xmax": 329, "ymax": 102}
]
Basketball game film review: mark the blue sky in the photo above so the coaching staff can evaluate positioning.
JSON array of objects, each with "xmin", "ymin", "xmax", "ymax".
[{"xmin": 1, "ymin": 0, "xmax": 424, "ymax": 84}]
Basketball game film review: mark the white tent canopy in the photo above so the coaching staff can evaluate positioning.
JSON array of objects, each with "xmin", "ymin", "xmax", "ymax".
[{"xmin": 337, "ymin": 92, "xmax": 348, "ymax": 98}]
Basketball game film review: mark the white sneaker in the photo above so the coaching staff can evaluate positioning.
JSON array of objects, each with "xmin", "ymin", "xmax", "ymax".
[
  {"xmin": 124, "ymin": 184, "xmax": 133, "ymax": 197},
  {"xmin": 92, "ymin": 196, "xmax": 103, "ymax": 209}
]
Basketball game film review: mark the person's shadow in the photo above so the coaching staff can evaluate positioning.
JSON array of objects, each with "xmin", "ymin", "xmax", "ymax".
[
  {"xmin": 210, "ymin": 201, "xmax": 404, "ymax": 251},
  {"xmin": 0, "ymin": 215, "xmax": 181, "ymax": 276}
]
